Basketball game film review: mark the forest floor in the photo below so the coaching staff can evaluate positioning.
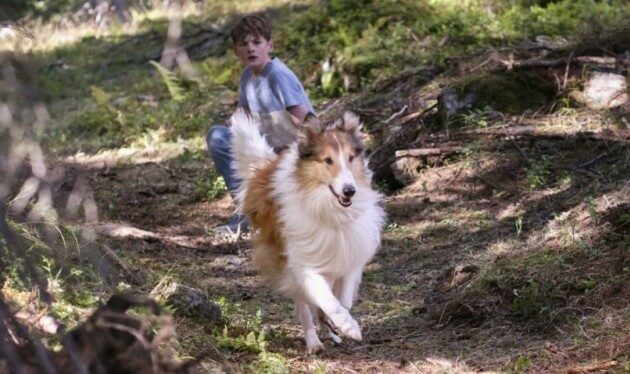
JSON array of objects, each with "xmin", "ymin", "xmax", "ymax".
[
  {"xmin": 63, "ymin": 110, "xmax": 628, "ymax": 372},
  {"xmin": 2, "ymin": 1, "xmax": 629, "ymax": 373}
]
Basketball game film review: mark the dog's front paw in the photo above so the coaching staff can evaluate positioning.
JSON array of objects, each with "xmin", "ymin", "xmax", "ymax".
[
  {"xmin": 329, "ymin": 310, "xmax": 362, "ymax": 341},
  {"xmin": 326, "ymin": 328, "xmax": 342, "ymax": 344},
  {"xmin": 305, "ymin": 333, "xmax": 324, "ymax": 354}
]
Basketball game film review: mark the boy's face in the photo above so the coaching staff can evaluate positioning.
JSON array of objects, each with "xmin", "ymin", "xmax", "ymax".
[{"xmin": 233, "ymin": 34, "xmax": 274, "ymax": 75}]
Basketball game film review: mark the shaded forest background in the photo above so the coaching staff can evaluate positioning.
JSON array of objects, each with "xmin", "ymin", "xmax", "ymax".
[{"xmin": 0, "ymin": 0, "xmax": 628, "ymax": 372}]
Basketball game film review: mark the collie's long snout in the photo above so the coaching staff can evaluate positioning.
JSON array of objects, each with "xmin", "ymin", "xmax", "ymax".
[{"xmin": 331, "ymin": 168, "xmax": 356, "ymax": 207}]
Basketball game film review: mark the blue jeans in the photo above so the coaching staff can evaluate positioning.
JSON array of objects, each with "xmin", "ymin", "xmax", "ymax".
[{"xmin": 206, "ymin": 125, "xmax": 241, "ymax": 197}]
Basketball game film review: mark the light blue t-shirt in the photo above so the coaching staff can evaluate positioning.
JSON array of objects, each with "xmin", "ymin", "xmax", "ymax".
[{"xmin": 238, "ymin": 57, "xmax": 315, "ymax": 115}]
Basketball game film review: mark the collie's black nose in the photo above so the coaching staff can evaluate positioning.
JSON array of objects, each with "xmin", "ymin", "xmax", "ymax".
[{"xmin": 342, "ymin": 184, "xmax": 356, "ymax": 198}]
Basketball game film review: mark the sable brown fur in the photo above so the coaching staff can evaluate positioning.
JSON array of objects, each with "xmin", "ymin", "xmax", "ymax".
[{"xmin": 242, "ymin": 157, "xmax": 287, "ymax": 280}]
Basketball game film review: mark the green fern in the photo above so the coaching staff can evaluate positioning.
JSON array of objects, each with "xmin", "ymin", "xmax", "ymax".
[{"xmin": 149, "ymin": 60, "xmax": 184, "ymax": 102}]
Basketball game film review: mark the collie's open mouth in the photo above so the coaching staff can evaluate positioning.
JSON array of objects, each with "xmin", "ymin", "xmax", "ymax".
[{"xmin": 328, "ymin": 185, "xmax": 352, "ymax": 207}]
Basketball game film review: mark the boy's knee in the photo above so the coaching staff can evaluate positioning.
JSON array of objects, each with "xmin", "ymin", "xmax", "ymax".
[{"xmin": 206, "ymin": 125, "xmax": 231, "ymax": 151}]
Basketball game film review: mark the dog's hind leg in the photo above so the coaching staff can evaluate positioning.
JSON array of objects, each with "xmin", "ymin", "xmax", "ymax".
[
  {"xmin": 296, "ymin": 300, "xmax": 323, "ymax": 353},
  {"xmin": 299, "ymin": 271, "xmax": 362, "ymax": 341}
]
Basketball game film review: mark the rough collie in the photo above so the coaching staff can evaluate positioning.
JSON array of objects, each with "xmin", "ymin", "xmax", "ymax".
[{"xmin": 230, "ymin": 110, "xmax": 385, "ymax": 353}]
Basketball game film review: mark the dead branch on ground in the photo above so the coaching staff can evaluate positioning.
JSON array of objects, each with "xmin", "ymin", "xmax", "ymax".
[{"xmin": 498, "ymin": 55, "xmax": 630, "ymax": 70}]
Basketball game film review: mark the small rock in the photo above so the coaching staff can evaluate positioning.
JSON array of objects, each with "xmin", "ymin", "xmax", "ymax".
[
  {"xmin": 391, "ymin": 157, "xmax": 423, "ymax": 185},
  {"xmin": 152, "ymin": 281, "xmax": 222, "ymax": 325},
  {"xmin": 576, "ymin": 72, "xmax": 628, "ymax": 110},
  {"xmin": 441, "ymin": 264, "xmax": 480, "ymax": 291},
  {"xmin": 437, "ymin": 86, "xmax": 477, "ymax": 129},
  {"xmin": 411, "ymin": 305, "xmax": 427, "ymax": 315}
]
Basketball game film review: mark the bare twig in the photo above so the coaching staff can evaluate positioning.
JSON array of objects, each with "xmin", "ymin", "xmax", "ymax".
[
  {"xmin": 504, "ymin": 126, "xmax": 531, "ymax": 164},
  {"xmin": 99, "ymin": 244, "xmax": 134, "ymax": 278},
  {"xmin": 565, "ymin": 360, "xmax": 617, "ymax": 373},
  {"xmin": 470, "ymin": 56, "xmax": 493, "ymax": 73},
  {"xmin": 318, "ymin": 98, "xmax": 343, "ymax": 117},
  {"xmin": 574, "ymin": 151, "xmax": 610, "ymax": 169},
  {"xmin": 384, "ymin": 105, "xmax": 409, "ymax": 124},
  {"xmin": 562, "ymin": 49, "xmax": 575, "ymax": 93}
]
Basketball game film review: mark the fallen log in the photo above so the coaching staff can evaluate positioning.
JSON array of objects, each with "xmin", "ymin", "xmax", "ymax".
[
  {"xmin": 429, "ymin": 125, "xmax": 630, "ymax": 142},
  {"xmin": 565, "ymin": 360, "xmax": 617, "ymax": 373},
  {"xmin": 95, "ymin": 223, "xmax": 204, "ymax": 249},
  {"xmin": 498, "ymin": 55, "xmax": 630, "ymax": 70},
  {"xmin": 392, "ymin": 146, "xmax": 464, "ymax": 185},
  {"xmin": 395, "ymin": 146, "xmax": 462, "ymax": 158}
]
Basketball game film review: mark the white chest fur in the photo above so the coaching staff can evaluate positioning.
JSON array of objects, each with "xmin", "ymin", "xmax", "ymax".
[{"xmin": 271, "ymin": 148, "xmax": 384, "ymax": 278}]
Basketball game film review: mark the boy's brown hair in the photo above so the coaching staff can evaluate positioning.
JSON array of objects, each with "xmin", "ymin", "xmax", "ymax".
[{"xmin": 230, "ymin": 15, "xmax": 272, "ymax": 43}]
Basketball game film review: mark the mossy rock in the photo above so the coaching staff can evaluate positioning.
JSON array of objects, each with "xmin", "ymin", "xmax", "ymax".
[{"xmin": 457, "ymin": 70, "xmax": 556, "ymax": 114}]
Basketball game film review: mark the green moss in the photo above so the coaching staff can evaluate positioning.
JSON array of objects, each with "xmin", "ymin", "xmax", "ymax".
[
  {"xmin": 458, "ymin": 71, "xmax": 556, "ymax": 114},
  {"xmin": 509, "ymin": 280, "xmax": 556, "ymax": 320}
]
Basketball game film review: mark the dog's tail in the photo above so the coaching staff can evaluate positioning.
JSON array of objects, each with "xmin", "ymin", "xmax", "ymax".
[{"xmin": 230, "ymin": 109, "xmax": 276, "ymax": 182}]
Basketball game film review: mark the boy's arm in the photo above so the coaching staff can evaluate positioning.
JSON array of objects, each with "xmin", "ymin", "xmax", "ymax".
[
  {"xmin": 268, "ymin": 68, "xmax": 315, "ymax": 126},
  {"xmin": 287, "ymin": 104, "xmax": 311, "ymax": 126}
]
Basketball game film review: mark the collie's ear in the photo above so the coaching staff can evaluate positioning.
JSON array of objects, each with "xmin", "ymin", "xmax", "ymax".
[
  {"xmin": 338, "ymin": 112, "xmax": 365, "ymax": 151},
  {"xmin": 297, "ymin": 121, "xmax": 322, "ymax": 159},
  {"xmin": 342, "ymin": 111, "xmax": 360, "ymax": 130},
  {"xmin": 334, "ymin": 111, "xmax": 362, "ymax": 134}
]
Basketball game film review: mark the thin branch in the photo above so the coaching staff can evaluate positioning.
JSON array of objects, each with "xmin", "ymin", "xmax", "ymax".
[
  {"xmin": 574, "ymin": 151, "xmax": 610, "ymax": 169},
  {"xmin": 498, "ymin": 55, "xmax": 630, "ymax": 70},
  {"xmin": 561, "ymin": 49, "xmax": 575, "ymax": 93},
  {"xmin": 384, "ymin": 105, "xmax": 409, "ymax": 124},
  {"xmin": 565, "ymin": 360, "xmax": 617, "ymax": 373},
  {"xmin": 504, "ymin": 126, "xmax": 531, "ymax": 164}
]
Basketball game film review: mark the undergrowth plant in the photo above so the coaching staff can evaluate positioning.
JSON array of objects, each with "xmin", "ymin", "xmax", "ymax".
[
  {"xmin": 525, "ymin": 155, "xmax": 554, "ymax": 191},
  {"xmin": 2, "ymin": 220, "xmax": 103, "ymax": 331},
  {"xmin": 149, "ymin": 61, "xmax": 185, "ymax": 102},
  {"xmin": 211, "ymin": 298, "xmax": 289, "ymax": 373}
]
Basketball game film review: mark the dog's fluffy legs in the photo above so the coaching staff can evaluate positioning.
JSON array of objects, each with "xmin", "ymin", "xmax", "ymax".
[
  {"xmin": 316, "ymin": 270, "xmax": 363, "ymax": 345},
  {"xmin": 336, "ymin": 269, "xmax": 363, "ymax": 310},
  {"xmin": 317, "ymin": 310, "xmax": 342, "ymax": 344},
  {"xmin": 299, "ymin": 270, "xmax": 362, "ymax": 341},
  {"xmin": 295, "ymin": 300, "xmax": 323, "ymax": 353}
]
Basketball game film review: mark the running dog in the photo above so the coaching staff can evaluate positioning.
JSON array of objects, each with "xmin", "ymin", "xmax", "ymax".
[{"xmin": 230, "ymin": 110, "xmax": 385, "ymax": 353}]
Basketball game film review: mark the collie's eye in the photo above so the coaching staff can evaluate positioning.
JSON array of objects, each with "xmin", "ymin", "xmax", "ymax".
[
  {"xmin": 324, "ymin": 157, "xmax": 333, "ymax": 165},
  {"xmin": 349, "ymin": 154, "xmax": 354, "ymax": 162}
]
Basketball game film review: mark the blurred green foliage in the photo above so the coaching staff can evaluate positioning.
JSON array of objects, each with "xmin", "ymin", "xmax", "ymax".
[
  {"xmin": 30, "ymin": 0, "xmax": 630, "ymax": 154},
  {"xmin": 276, "ymin": 0, "xmax": 629, "ymax": 97},
  {"xmin": 0, "ymin": 0, "xmax": 77, "ymax": 20}
]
